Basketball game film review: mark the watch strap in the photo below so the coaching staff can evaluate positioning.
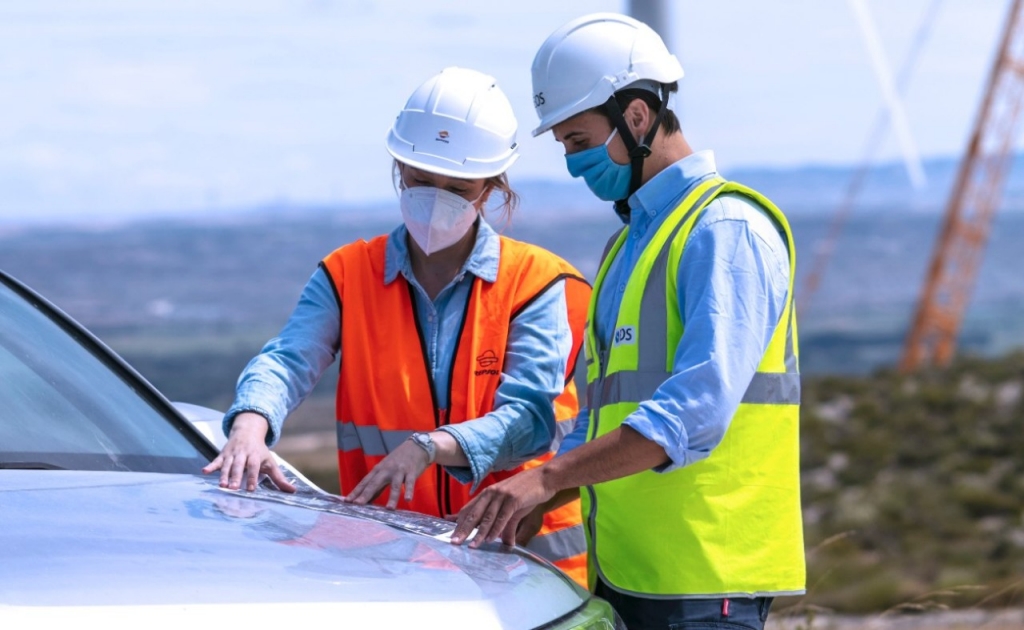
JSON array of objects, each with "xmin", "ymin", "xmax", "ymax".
[{"xmin": 409, "ymin": 431, "xmax": 436, "ymax": 464}]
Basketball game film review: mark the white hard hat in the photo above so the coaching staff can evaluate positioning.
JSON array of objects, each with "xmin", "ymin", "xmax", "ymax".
[
  {"xmin": 386, "ymin": 67, "xmax": 520, "ymax": 179},
  {"xmin": 531, "ymin": 13, "xmax": 684, "ymax": 137}
]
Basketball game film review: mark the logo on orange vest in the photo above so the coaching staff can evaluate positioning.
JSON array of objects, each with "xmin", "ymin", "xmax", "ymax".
[{"xmin": 475, "ymin": 350, "xmax": 500, "ymax": 376}]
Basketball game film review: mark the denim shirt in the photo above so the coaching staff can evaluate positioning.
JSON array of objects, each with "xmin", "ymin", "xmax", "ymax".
[
  {"xmin": 225, "ymin": 219, "xmax": 572, "ymax": 488},
  {"xmin": 558, "ymin": 151, "xmax": 791, "ymax": 472}
]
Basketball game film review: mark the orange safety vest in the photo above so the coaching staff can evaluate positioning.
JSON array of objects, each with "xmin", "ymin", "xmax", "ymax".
[{"xmin": 319, "ymin": 232, "xmax": 591, "ymax": 586}]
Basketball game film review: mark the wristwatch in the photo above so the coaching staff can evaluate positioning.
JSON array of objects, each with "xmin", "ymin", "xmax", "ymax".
[{"xmin": 409, "ymin": 432, "xmax": 437, "ymax": 464}]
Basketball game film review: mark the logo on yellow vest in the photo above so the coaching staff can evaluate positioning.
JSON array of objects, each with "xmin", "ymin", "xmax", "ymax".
[
  {"xmin": 613, "ymin": 325, "xmax": 636, "ymax": 347},
  {"xmin": 475, "ymin": 350, "xmax": 500, "ymax": 376}
]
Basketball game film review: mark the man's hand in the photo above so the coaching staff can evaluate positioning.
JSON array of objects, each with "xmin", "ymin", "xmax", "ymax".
[
  {"xmin": 451, "ymin": 467, "xmax": 555, "ymax": 548},
  {"xmin": 514, "ymin": 503, "xmax": 546, "ymax": 546},
  {"xmin": 345, "ymin": 439, "xmax": 431, "ymax": 509},
  {"xmin": 452, "ymin": 426, "xmax": 667, "ymax": 549},
  {"xmin": 201, "ymin": 412, "xmax": 296, "ymax": 493}
]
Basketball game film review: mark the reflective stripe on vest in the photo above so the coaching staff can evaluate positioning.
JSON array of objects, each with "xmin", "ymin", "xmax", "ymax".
[
  {"xmin": 525, "ymin": 522, "xmax": 588, "ymax": 563},
  {"xmin": 582, "ymin": 178, "xmax": 806, "ymax": 597},
  {"xmin": 320, "ymin": 233, "xmax": 591, "ymax": 587},
  {"xmin": 586, "ymin": 369, "xmax": 799, "ymax": 408}
]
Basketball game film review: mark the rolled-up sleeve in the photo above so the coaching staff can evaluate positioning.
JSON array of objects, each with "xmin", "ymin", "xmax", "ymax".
[
  {"xmin": 439, "ymin": 280, "xmax": 572, "ymax": 489},
  {"xmin": 623, "ymin": 197, "xmax": 790, "ymax": 472},
  {"xmin": 556, "ymin": 407, "xmax": 589, "ymax": 455},
  {"xmin": 223, "ymin": 267, "xmax": 340, "ymax": 446}
]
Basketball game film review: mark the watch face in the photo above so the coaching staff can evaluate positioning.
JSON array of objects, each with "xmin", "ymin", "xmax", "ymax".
[{"xmin": 410, "ymin": 432, "xmax": 435, "ymax": 463}]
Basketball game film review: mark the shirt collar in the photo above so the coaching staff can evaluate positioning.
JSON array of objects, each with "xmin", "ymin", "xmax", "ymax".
[
  {"xmin": 384, "ymin": 218, "xmax": 500, "ymax": 285},
  {"xmin": 628, "ymin": 150, "xmax": 719, "ymax": 223}
]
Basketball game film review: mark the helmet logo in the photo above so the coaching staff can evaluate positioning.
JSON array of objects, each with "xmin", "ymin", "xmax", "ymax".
[
  {"xmin": 533, "ymin": 92, "xmax": 545, "ymax": 108},
  {"xmin": 436, "ymin": 130, "xmax": 450, "ymax": 144}
]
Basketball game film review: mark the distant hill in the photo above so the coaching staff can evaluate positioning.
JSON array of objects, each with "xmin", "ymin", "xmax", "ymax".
[
  {"xmin": 13, "ymin": 152, "xmax": 1024, "ymax": 227},
  {"xmin": 514, "ymin": 152, "xmax": 1024, "ymax": 220},
  {"xmin": 5, "ymin": 148, "xmax": 1024, "ymax": 380},
  {"xmin": 5, "ymin": 185, "xmax": 1024, "ymax": 377}
]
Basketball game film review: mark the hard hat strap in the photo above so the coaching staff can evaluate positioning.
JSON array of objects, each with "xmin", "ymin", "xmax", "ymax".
[{"xmin": 604, "ymin": 84, "xmax": 670, "ymax": 221}]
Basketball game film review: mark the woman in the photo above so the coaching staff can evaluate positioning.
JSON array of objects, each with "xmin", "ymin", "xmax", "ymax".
[{"xmin": 202, "ymin": 67, "xmax": 590, "ymax": 584}]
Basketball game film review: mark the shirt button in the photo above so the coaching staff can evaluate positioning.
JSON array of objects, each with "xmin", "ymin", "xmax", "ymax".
[
  {"xmin": 618, "ymin": 284, "xmax": 626, "ymax": 292},
  {"xmin": 631, "ymin": 231, "xmax": 640, "ymax": 240}
]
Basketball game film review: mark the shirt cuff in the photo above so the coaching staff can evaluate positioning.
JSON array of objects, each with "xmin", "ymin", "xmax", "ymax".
[
  {"xmin": 436, "ymin": 426, "xmax": 482, "ymax": 489},
  {"xmin": 224, "ymin": 380, "xmax": 289, "ymax": 446},
  {"xmin": 555, "ymin": 408, "xmax": 588, "ymax": 456},
  {"xmin": 622, "ymin": 402, "xmax": 701, "ymax": 474}
]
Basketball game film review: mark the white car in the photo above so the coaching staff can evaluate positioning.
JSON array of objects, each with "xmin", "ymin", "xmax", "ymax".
[{"xmin": 0, "ymin": 270, "xmax": 622, "ymax": 629}]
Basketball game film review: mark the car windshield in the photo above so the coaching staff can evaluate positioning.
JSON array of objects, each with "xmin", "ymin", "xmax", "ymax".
[{"xmin": 0, "ymin": 277, "xmax": 210, "ymax": 473}]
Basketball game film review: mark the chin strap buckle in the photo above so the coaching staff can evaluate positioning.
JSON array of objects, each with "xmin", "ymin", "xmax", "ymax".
[{"xmin": 629, "ymin": 144, "xmax": 652, "ymax": 160}]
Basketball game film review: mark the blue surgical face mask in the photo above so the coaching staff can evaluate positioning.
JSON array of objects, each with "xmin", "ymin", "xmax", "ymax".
[{"xmin": 564, "ymin": 128, "xmax": 632, "ymax": 201}]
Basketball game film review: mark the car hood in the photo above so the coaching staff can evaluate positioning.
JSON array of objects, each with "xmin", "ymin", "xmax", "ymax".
[{"xmin": 0, "ymin": 471, "xmax": 587, "ymax": 629}]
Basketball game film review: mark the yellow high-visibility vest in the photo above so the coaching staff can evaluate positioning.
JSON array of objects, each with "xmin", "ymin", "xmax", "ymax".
[{"xmin": 582, "ymin": 177, "xmax": 806, "ymax": 597}]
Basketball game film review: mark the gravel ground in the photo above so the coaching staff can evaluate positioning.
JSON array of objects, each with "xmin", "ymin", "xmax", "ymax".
[{"xmin": 767, "ymin": 608, "xmax": 1024, "ymax": 629}]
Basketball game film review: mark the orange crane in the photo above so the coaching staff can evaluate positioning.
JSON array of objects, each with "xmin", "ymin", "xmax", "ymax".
[{"xmin": 901, "ymin": 0, "xmax": 1024, "ymax": 371}]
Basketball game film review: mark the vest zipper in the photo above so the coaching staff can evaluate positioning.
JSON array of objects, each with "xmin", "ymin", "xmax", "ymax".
[
  {"xmin": 442, "ymin": 282, "xmax": 473, "ymax": 518},
  {"xmin": 408, "ymin": 283, "xmax": 445, "ymax": 518},
  {"xmin": 591, "ymin": 348, "xmax": 610, "ymax": 438},
  {"xmin": 438, "ymin": 408, "xmax": 451, "ymax": 517},
  {"xmin": 585, "ymin": 347, "xmax": 610, "ymax": 582},
  {"xmin": 585, "ymin": 483, "xmax": 600, "ymax": 577}
]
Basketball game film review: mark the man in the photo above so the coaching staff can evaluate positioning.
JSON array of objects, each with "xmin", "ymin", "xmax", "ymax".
[{"xmin": 451, "ymin": 13, "xmax": 805, "ymax": 630}]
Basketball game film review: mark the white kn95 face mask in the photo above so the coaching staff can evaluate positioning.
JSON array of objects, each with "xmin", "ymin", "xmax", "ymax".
[{"xmin": 400, "ymin": 187, "xmax": 481, "ymax": 255}]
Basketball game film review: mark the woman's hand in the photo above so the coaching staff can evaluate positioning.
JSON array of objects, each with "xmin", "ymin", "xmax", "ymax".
[
  {"xmin": 346, "ymin": 439, "xmax": 431, "ymax": 509},
  {"xmin": 202, "ymin": 412, "xmax": 296, "ymax": 493}
]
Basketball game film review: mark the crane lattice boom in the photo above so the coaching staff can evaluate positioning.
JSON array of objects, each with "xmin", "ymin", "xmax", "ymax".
[{"xmin": 901, "ymin": 0, "xmax": 1024, "ymax": 371}]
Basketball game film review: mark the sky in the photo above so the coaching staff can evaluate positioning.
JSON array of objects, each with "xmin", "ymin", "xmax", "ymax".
[{"xmin": 0, "ymin": 0, "xmax": 1012, "ymax": 221}]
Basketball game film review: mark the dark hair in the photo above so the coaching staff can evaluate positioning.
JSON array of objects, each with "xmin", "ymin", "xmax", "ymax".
[
  {"xmin": 391, "ymin": 160, "xmax": 520, "ymax": 222},
  {"xmin": 593, "ymin": 81, "xmax": 680, "ymax": 135}
]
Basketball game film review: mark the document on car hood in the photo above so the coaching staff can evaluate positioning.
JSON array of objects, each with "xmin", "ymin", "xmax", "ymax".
[{"xmin": 204, "ymin": 475, "xmax": 458, "ymax": 539}]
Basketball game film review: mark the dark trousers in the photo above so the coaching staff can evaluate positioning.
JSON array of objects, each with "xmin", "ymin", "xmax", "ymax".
[{"xmin": 595, "ymin": 578, "xmax": 773, "ymax": 630}]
